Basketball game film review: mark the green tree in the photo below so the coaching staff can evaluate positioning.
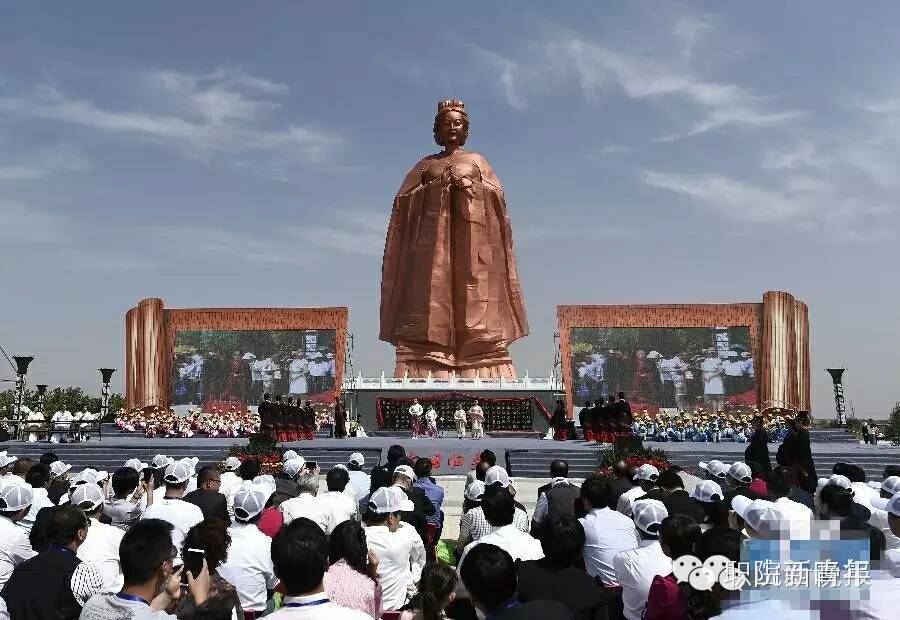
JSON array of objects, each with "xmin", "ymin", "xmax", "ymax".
[{"xmin": 887, "ymin": 402, "xmax": 900, "ymax": 440}]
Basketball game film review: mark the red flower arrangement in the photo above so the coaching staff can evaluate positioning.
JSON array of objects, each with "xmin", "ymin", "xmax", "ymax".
[{"xmin": 594, "ymin": 446, "xmax": 671, "ymax": 479}]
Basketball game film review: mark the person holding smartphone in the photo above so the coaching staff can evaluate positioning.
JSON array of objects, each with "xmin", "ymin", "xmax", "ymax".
[{"xmin": 170, "ymin": 521, "xmax": 243, "ymax": 620}]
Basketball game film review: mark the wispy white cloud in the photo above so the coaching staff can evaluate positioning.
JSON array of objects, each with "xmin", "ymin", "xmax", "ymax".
[
  {"xmin": 0, "ymin": 200, "xmax": 68, "ymax": 243},
  {"xmin": 0, "ymin": 144, "xmax": 90, "ymax": 182},
  {"xmin": 284, "ymin": 209, "xmax": 388, "ymax": 257},
  {"xmin": 0, "ymin": 66, "xmax": 344, "ymax": 166}
]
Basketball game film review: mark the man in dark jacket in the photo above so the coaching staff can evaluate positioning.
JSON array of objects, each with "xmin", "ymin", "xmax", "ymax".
[
  {"xmin": 183, "ymin": 466, "xmax": 230, "ymax": 524},
  {"xmin": 609, "ymin": 460, "xmax": 637, "ymax": 509},
  {"xmin": 2, "ymin": 505, "xmax": 89, "ymax": 620},
  {"xmin": 532, "ymin": 460, "xmax": 580, "ymax": 538},
  {"xmin": 371, "ymin": 444, "xmax": 405, "ymax": 492},
  {"xmin": 392, "ymin": 464, "xmax": 436, "ymax": 543},
  {"xmin": 257, "ymin": 393, "xmax": 275, "ymax": 433},
  {"xmin": 782, "ymin": 413, "xmax": 816, "ymax": 493},
  {"xmin": 578, "ymin": 401, "xmax": 592, "ymax": 440}
]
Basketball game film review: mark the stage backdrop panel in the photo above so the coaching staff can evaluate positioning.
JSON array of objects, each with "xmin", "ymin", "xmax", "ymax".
[
  {"xmin": 570, "ymin": 326, "xmax": 757, "ymax": 415},
  {"xmin": 126, "ymin": 299, "xmax": 348, "ymax": 410},
  {"xmin": 171, "ymin": 328, "xmax": 337, "ymax": 411},
  {"xmin": 558, "ymin": 294, "xmax": 810, "ymax": 419}
]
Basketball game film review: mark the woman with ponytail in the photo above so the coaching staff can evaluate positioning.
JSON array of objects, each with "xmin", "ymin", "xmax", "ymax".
[
  {"xmin": 323, "ymin": 520, "xmax": 382, "ymax": 618},
  {"xmin": 400, "ymin": 561, "xmax": 457, "ymax": 620}
]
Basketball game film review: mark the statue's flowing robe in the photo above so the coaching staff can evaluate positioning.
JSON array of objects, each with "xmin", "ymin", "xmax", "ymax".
[{"xmin": 380, "ymin": 151, "xmax": 528, "ymax": 373}]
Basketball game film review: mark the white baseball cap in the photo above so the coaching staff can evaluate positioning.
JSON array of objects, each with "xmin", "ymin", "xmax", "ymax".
[
  {"xmin": 872, "ymin": 492, "xmax": 900, "ymax": 517},
  {"xmin": 485, "ymin": 466, "xmax": 511, "ymax": 488},
  {"xmin": 393, "ymin": 465, "xmax": 415, "ymax": 481},
  {"xmin": 465, "ymin": 481, "xmax": 486, "ymax": 502},
  {"xmin": 282, "ymin": 450, "xmax": 300, "ymax": 463},
  {"xmin": 224, "ymin": 456, "xmax": 241, "ymax": 472},
  {"xmin": 732, "ymin": 496, "xmax": 783, "ymax": 536},
  {"xmin": 179, "ymin": 457, "xmax": 199, "ymax": 473},
  {"xmin": 163, "ymin": 461, "xmax": 193, "ymax": 485},
  {"xmin": 818, "ymin": 474, "xmax": 852, "ymax": 492},
  {"xmin": 728, "ymin": 462, "xmax": 753, "ymax": 484},
  {"xmin": 124, "ymin": 458, "xmax": 149, "ymax": 473},
  {"xmin": 698, "ymin": 460, "xmax": 729, "ymax": 479},
  {"xmin": 151, "ymin": 454, "xmax": 174, "ymax": 470},
  {"xmin": 233, "ymin": 487, "xmax": 267, "ymax": 521},
  {"xmin": 691, "ymin": 480, "xmax": 724, "ymax": 503},
  {"xmin": 0, "ymin": 484, "xmax": 33, "ymax": 512},
  {"xmin": 634, "ymin": 464, "xmax": 660, "ymax": 482},
  {"xmin": 251, "ymin": 475, "xmax": 277, "ymax": 501},
  {"xmin": 0, "ymin": 452, "xmax": 18, "ymax": 468},
  {"xmin": 50, "ymin": 461, "xmax": 72, "ymax": 477},
  {"xmin": 349, "ymin": 452, "xmax": 365, "ymax": 466},
  {"xmin": 633, "ymin": 499, "xmax": 668, "ymax": 535},
  {"xmin": 72, "ymin": 469, "xmax": 109, "ymax": 487},
  {"xmin": 368, "ymin": 486, "xmax": 414, "ymax": 514},
  {"xmin": 283, "ymin": 457, "xmax": 306, "ymax": 479},
  {"xmin": 70, "ymin": 483, "xmax": 105, "ymax": 511},
  {"xmin": 881, "ymin": 476, "xmax": 900, "ymax": 496}
]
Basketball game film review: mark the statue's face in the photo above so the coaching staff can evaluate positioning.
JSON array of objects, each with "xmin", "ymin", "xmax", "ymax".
[{"xmin": 436, "ymin": 110, "xmax": 467, "ymax": 147}]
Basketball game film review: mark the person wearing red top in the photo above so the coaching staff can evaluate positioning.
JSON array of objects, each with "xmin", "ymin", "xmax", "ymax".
[{"xmin": 644, "ymin": 515, "xmax": 700, "ymax": 620}]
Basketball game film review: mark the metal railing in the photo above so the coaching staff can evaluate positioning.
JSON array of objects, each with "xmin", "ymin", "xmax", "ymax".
[{"xmin": 342, "ymin": 372, "xmax": 562, "ymax": 392}]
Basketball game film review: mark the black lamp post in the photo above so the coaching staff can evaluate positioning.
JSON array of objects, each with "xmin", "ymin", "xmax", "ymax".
[
  {"xmin": 826, "ymin": 368, "xmax": 847, "ymax": 426},
  {"xmin": 35, "ymin": 384, "xmax": 48, "ymax": 413},
  {"xmin": 12, "ymin": 356, "xmax": 34, "ymax": 440},
  {"xmin": 99, "ymin": 368, "xmax": 116, "ymax": 420}
]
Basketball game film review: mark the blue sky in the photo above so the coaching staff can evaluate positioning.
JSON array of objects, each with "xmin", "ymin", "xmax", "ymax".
[{"xmin": 2, "ymin": 2, "xmax": 898, "ymax": 417}]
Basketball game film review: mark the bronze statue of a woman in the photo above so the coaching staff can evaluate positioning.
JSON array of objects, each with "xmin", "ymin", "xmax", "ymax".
[{"xmin": 380, "ymin": 100, "xmax": 529, "ymax": 378}]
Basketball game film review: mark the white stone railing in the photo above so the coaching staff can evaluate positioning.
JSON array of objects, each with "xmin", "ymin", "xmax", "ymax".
[{"xmin": 342, "ymin": 372, "xmax": 562, "ymax": 392}]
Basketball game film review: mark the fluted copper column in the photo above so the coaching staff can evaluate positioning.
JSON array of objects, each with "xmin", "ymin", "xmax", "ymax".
[
  {"xmin": 759, "ymin": 291, "xmax": 798, "ymax": 412},
  {"xmin": 793, "ymin": 300, "xmax": 811, "ymax": 413},
  {"xmin": 125, "ymin": 298, "xmax": 167, "ymax": 409}
]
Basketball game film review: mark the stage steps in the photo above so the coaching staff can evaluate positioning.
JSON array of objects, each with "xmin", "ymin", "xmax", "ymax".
[
  {"xmin": 506, "ymin": 448, "xmax": 600, "ymax": 479},
  {"xmin": 808, "ymin": 429, "xmax": 858, "ymax": 444},
  {"xmin": 99, "ymin": 424, "xmax": 333, "ymax": 440}
]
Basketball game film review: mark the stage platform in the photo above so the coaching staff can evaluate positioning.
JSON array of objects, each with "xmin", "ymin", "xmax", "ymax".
[{"xmin": 3, "ymin": 427, "xmax": 896, "ymax": 480}]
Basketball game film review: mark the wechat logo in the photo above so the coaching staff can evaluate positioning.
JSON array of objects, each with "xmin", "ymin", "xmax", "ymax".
[{"xmin": 673, "ymin": 555, "xmax": 747, "ymax": 591}]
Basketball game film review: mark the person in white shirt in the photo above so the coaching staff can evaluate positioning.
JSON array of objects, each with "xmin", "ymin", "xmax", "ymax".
[
  {"xmin": 766, "ymin": 466, "xmax": 813, "ymax": 535},
  {"xmin": 0, "ymin": 484, "xmax": 36, "ymax": 590},
  {"xmin": 617, "ymin": 464, "xmax": 660, "ymax": 517},
  {"xmin": 614, "ymin": 499, "xmax": 672, "ymax": 620},
  {"xmin": 319, "ymin": 468, "xmax": 357, "ymax": 533},
  {"xmin": 71, "ymin": 483, "xmax": 125, "ymax": 592},
  {"xmin": 220, "ymin": 456, "xmax": 243, "ymax": 498},
  {"xmin": 468, "ymin": 401, "xmax": 485, "ymax": 440},
  {"xmin": 408, "ymin": 399, "xmax": 424, "ymax": 439},
  {"xmin": 105, "ymin": 466, "xmax": 153, "ymax": 530},
  {"xmin": 872, "ymin": 491, "xmax": 900, "ymax": 569},
  {"xmin": 346, "ymin": 453, "xmax": 371, "ymax": 500},
  {"xmin": 217, "ymin": 486, "xmax": 278, "ymax": 614},
  {"xmin": 80, "ymin": 518, "xmax": 211, "ymax": 620},
  {"xmin": 458, "ymin": 488, "xmax": 543, "ymax": 570},
  {"xmin": 579, "ymin": 475, "xmax": 640, "ymax": 585},
  {"xmin": 362, "ymin": 486, "xmax": 426, "ymax": 611},
  {"xmin": 140, "ymin": 460, "xmax": 204, "ymax": 556},
  {"xmin": 424, "ymin": 406, "xmax": 439, "ymax": 438},
  {"xmin": 700, "ymin": 349, "xmax": 725, "ymax": 412},
  {"xmin": 268, "ymin": 517, "xmax": 369, "ymax": 620},
  {"xmin": 280, "ymin": 473, "xmax": 331, "ymax": 532},
  {"xmin": 453, "ymin": 403, "xmax": 467, "ymax": 439},
  {"xmin": 18, "ymin": 463, "xmax": 55, "ymax": 533}
]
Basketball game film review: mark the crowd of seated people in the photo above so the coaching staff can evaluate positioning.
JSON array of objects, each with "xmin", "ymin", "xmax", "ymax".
[{"xmin": 0, "ymin": 443, "xmax": 897, "ymax": 620}]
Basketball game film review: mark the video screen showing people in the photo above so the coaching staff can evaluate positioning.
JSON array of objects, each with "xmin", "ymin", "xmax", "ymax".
[
  {"xmin": 170, "ymin": 329, "xmax": 337, "ymax": 409},
  {"xmin": 570, "ymin": 326, "xmax": 756, "ymax": 414}
]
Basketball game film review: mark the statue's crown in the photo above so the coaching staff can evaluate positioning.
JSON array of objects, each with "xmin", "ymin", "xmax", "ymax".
[{"xmin": 437, "ymin": 99, "xmax": 466, "ymax": 114}]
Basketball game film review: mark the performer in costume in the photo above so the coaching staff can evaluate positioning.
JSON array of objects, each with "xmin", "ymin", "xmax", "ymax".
[
  {"xmin": 468, "ymin": 400, "xmax": 485, "ymax": 440},
  {"xmin": 453, "ymin": 403, "xmax": 467, "ymax": 439},
  {"xmin": 424, "ymin": 405, "xmax": 439, "ymax": 438},
  {"xmin": 409, "ymin": 398, "xmax": 424, "ymax": 439}
]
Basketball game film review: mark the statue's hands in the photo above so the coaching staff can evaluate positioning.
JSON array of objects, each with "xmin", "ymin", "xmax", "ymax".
[{"xmin": 450, "ymin": 173, "xmax": 475, "ymax": 198}]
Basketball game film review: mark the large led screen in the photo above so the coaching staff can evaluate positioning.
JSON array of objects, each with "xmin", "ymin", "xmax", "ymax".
[
  {"xmin": 570, "ymin": 326, "xmax": 756, "ymax": 414},
  {"xmin": 170, "ymin": 329, "xmax": 337, "ymax": 409}
]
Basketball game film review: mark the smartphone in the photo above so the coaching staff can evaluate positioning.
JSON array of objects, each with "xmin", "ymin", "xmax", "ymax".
[
  {"xmin": 181, "ymin": 548, "xmax": 205, "ymax": 586},
  {"xmin": 305, "ymin": 461, "xmax": 318, "ymax": 471}
]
